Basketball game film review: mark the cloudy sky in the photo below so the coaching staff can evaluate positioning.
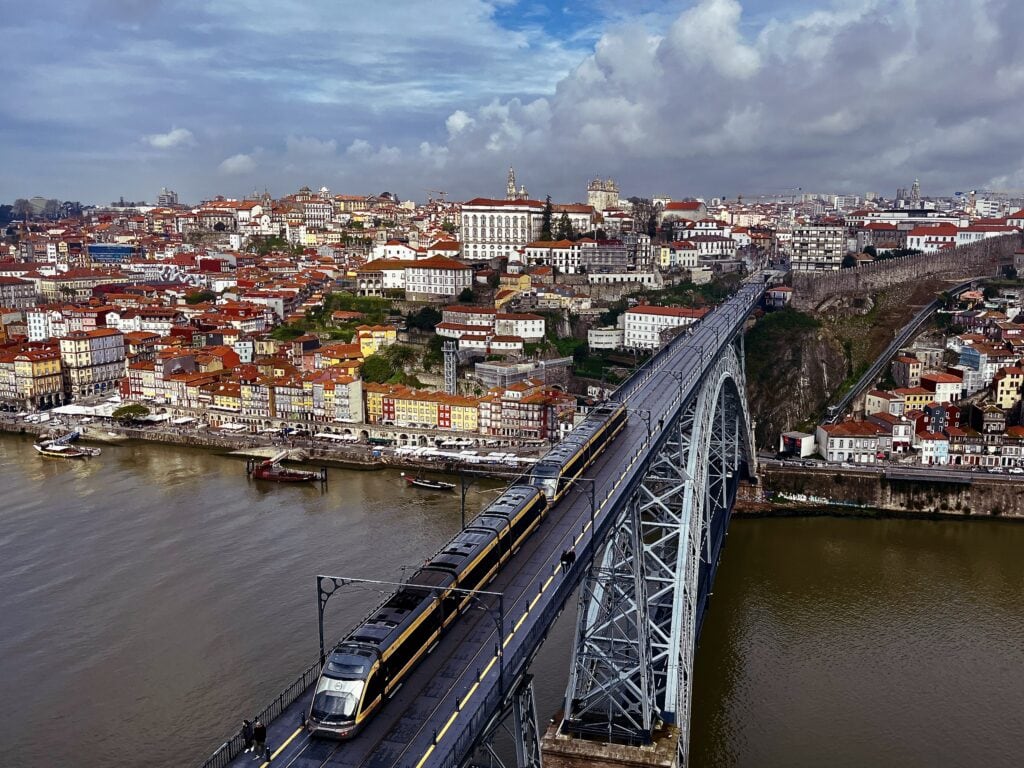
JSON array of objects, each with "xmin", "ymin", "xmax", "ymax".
[{"xmin": 3, "ymin": 0, "xmax": 1022, "ymax": 205}]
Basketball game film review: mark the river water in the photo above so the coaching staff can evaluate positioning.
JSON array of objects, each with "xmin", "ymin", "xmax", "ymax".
[{"xmin": 1, "ymin": 434, "xmax": 1022, "ymax": 767}]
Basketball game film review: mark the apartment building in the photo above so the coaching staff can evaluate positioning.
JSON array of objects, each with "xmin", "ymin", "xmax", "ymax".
[
  {"xmin": 789, "ymin": 226, "xmax": 845, "ymax": 271},
  {"xmin": 59, "ymin": 328, "xmax": 126, "ymax": 399}
]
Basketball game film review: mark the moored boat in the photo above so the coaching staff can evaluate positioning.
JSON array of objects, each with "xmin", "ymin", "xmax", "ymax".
[
  {"xmin": 250, "ymin": 462, "xmax": 324, "ymax": 483},
  {"xmin": 33, "ymin": 442, "xmax": 100, "ymax": 459},
  {"xmin": 246, "ymin": 450, "xmax": 326, "ymax": 483},
  {"xmin": 402, "ymin": 473, "xmax": 456, "ymax": 491}
]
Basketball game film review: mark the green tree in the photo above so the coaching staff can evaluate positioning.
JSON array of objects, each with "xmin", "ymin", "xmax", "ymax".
[
  {"xmin": 12, "ymin": 199, "xmax": 32, "ymax": 220},
  {"xmin": 540, "ymin": 196, "xmax": 553, "ymax": 241},
  {"xmin": 441, "ymin": 221, "xmax": 456, "ymax": 235},
  {"xmin": 384, "ymin": 344, "xmax": 418, "ymax": 370},
  {"xmin": 863, "ymin": 245, "xmax": 878, "ymax": 258},
  {"xmin": 270, "ymin": 324, "xmax": 306, "ymax": 341},
  {"xmin": 112, "ymin": 404, "xmax": 150, "ymax": 423},
  {"xmin": 42, "ymin": 199, "xmax": 61, "ymax": 220},
  {"xmin": 841, "ymin": 254, "xmax": 858, "ymax": 269},
  {"xmin": 185, "ymin": 290, "xmax": 217, "ymax": 305},
  {"xmin": 361, "ymin": 354, "xmax": 394, "ymax": 383},
  {"xmin": 458, "ymin": 287, "xmax": 475, "ymax": 303},
  {"xmin": 555, "ymin": 212, "xmax": 574, "ymax": 241},
  {"xmin": 421, "ymin": 334, "xmax": 445, "ymax": 372},
  {"xmin": 628, "ymin": 197, "xmax": 657, "ymax": 240},
  {"xmin": 407, "ymin": 306, "xmax": 442, "ymax": 331}
]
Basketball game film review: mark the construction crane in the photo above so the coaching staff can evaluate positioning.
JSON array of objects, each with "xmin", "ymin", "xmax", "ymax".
[
  {"xmin": 957, "ymin": 188, "xmax": 1023, "ymax": 217},
  {"xmin": 423, "ymin": 188, "xmax": 448, "ymax": 203}
]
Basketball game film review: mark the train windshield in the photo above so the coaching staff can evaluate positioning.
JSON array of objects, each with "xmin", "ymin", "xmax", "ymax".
[
  {"xmin": 312, "ymin": 676, "xmax": 364, "ymax": 721},
  {"xmin": 530, "ymin": 463, "xmax": 559, "ymax": 498}
]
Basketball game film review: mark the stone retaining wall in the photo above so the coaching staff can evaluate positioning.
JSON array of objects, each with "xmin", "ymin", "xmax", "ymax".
[
  {"xmin": 791, "ymin": 235, "xmax": 1021, "ymax": 310},
  {"xmin": 740, "ymin": 466, "xmax": 1024, "ymax": 520}
]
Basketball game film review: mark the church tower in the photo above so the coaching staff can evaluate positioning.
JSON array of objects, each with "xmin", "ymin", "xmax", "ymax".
[{"xmin": 506, "ymin": 167, "xmax": 517, "ymax": 201}]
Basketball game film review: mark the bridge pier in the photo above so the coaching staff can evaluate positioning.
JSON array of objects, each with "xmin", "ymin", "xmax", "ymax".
[{"xmin": 540, "ymin": 721, "xmax": 680, "ymax": 768}]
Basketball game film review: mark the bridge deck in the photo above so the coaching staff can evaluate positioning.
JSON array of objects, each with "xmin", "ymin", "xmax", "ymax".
[{"xmin": 218, "ymin": 277, "xmax": 768, "ymax": 768}]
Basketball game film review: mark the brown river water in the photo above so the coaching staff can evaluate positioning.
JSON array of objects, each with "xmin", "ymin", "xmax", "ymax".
[{"xmin": 1, "ymin": 434, "xmax": 1021, "ymax": 767}]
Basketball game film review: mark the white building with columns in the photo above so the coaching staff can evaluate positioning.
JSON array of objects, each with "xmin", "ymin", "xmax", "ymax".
[{"xmin": 460, "ymin": 198, "xmax": 545, "ymax": 262}]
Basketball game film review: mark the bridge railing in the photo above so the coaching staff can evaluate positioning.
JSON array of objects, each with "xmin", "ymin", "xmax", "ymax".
[
  {"xmin": 199, "ymin": 657, "xmax": 323, "ymax": 768},
  {"xmin": 438, "ymin": 456, "xmax": 653, "ymax": 768},
  {"xmin": 438, "ymin": 560, "xmax": 586, "ymax": 768}
]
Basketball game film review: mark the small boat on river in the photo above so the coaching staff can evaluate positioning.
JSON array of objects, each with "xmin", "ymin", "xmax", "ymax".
[
  {"xmin": 34, "ymin": 441, "xmax": 100, "ymax": 459},
  {"xmin": 247, "ymin": 451, "xmax": 326, "ymax": 483},
  {"xmin": 402, "ymin": 473, "xmax": 456, "ymax": 491}
]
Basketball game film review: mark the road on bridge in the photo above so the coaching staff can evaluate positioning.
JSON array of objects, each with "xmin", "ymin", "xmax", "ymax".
[{"xmin": 216, "ymin": 278, "xmax": 768, "ymax": 768}]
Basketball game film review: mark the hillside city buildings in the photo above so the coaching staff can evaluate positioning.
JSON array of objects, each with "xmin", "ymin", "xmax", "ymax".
[{"xmin": 2, "ymin": 173, "xmax": 1023, "ymax": 453}]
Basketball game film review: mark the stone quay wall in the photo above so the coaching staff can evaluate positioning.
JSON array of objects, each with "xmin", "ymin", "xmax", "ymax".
[
  {"xmin": 791, "ymin": 235, "xmax": 1021, "ymax": 310},
  {"xmin": 739, "ymin": 466, "xmax": 1024, "ymax": 520}
]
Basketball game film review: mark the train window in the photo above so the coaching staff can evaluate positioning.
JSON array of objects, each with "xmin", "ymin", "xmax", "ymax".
[
  {"xmin": 364, "ymin": 669, "xmax": 383, "ymax": 705},
  {"xmin": 325, "ymin": 657, "xmax": 368, "ymax": 677},
  {"xmin": 531, "ymin": 463, "xmax": 560, "ymax": 498},
  {"xmin": 312, "ymin": 677, "xmax": 364, "ymax": 720}
]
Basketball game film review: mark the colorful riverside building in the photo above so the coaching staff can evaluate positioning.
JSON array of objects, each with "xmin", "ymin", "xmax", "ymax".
[
  {"xmin": 58, "ymin": 328, "xmax": 126, "ymax": 399},
  {"xmin": 0, "ymin": 348, "xmax": 64, "ymax": 409},
  {"xmin": 478, "ymin": 379, "xmax": 576, "ymax": 441},
  {"xmin": 364, "ymin": 383, "xmax": 480, "ymax": 433}
]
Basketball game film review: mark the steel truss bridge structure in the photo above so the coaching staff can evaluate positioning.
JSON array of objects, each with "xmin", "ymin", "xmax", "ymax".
[{"xmin": 208, "ymin": 275, "xmax": 767, "ymax": 768}]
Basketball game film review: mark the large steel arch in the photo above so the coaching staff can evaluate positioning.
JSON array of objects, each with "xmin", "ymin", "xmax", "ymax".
[{"xmin": 560, "ymin": 340, "xmax": 755, "ymax": 763}]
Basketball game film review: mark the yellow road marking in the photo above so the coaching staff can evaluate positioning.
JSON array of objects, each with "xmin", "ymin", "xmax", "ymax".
[
  {"xmin": 414, "ymin": 434, "xmax": 651, "ymax": 765},
  {"xmin": 259, "ymin": 725, "xmax": 303, "ymax": 766}
]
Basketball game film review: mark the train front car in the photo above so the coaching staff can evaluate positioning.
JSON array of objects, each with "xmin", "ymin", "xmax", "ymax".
[{"xmin": 308, "ymin": 644, "xmax": 381, "ymax": 738}]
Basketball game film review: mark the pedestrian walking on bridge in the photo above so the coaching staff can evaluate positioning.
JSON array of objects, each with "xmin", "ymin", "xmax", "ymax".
[
  {"xmin": 560, "ymin": 548, "xmax": 576, "ymax": 573},
  {"xmin": 241, "ymin": 719, "xmax": 254, "ymax": 753},
  {"xmin": 253, "ymin": 718, "xmax": 268, "ymax": 761}
]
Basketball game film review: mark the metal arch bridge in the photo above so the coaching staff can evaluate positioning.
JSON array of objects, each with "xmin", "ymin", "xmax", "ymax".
[{"xmin": 209, "ymin": 275, "xmax": 767, "ymax": 768}]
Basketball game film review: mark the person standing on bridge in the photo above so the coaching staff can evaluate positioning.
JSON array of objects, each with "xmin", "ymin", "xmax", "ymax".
[
  {"xmin": 241, "ymin": 719, "xmax": 254, "ymax": 753},
  {"xmin": 253, "ymin": 717, "xmax": 268, "ymax": 761},
  {"xmin": 560, "ymin": 548, "xmax": 576, "ymax": 573}
]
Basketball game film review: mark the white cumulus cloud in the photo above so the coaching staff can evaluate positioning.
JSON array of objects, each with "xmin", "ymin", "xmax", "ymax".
[
  {"xmin": 144, "ymin": 127, "xmax": 195, "ymax": 149},
  {"xmin": 285, "ymin": 135, "xmax": 337, "ymax": 156},
  {"xmin": 418, "ymin": 0, "xmax": 1024, "ymax": 199},
  {"xmin": 218, "ymin": 153, "xmax": 257, "ymax": 175},
  {"xmin": 446, "ymin": 110, "xmax": 475, "ymax": 137},
  {"xmin": 346, "ymin": 139, "xmax": 401, "ymax": 164}
]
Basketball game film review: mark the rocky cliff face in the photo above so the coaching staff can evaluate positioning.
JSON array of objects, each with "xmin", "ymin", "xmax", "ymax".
[
  {"xmin": 744, "ymin": 279, "xmax": 947, "ymax": 449},
  {"xmin": 745, "ymin": 310, "xmax": 848, "ymax": 448}
]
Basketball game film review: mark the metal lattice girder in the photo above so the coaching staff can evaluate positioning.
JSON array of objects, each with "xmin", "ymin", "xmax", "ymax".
[
  {"xmin": 560, "ymin": 338, "xmax": 755, "ymax": 764},
  {"xmin": 561, "ymin": 496, "xmax": 654, "ymax": 744},
  {"xmin": 512, "ymin": 676, "xmax": 543, "ymax": 768},
  {"xmin": 641, "ymin": 342, "xmax": 753, "ymax": 762},
  {"xmin": 464, "ymin": 675, "xmax": 543, "ymax": 768}
]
